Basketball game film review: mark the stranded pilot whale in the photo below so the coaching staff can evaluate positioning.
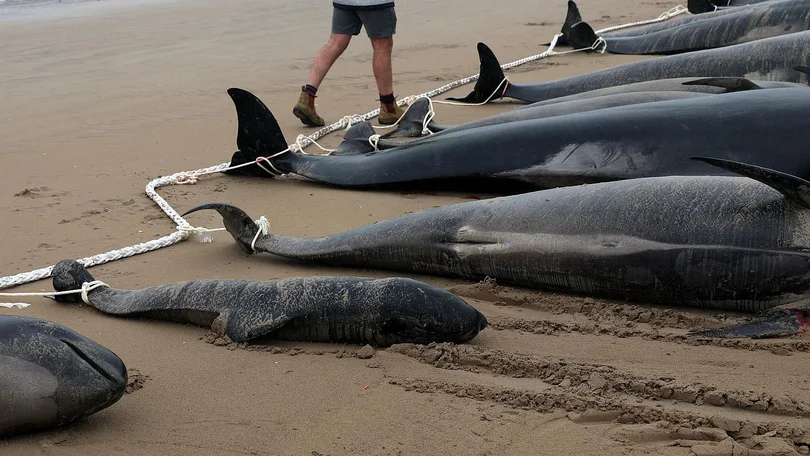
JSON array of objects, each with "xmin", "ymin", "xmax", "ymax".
[
  {"xmin": 449, "ymin": 34, "xmax": 810, "ymax": 104},
  {"xmin": 185, "ymin": 157, "xmax": 810, "ymax": 338},
  {"xmin": 221, "ymin": 87, "xmax": 810, "ymax": 193},
  {"xmin": 50, "ymin": 260, "xmax": 487, "ymax": 346},
  {"xmin": 564, "ymin": 0, "xmax": 810, "ymax": 55},
  {"xmin": 0, "ymin": 315, "xmax": 127, "ymax": 438}
]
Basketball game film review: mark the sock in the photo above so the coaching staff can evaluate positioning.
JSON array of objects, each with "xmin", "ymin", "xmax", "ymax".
[
  {"xmin": 305, "ymin": 84, "xmax": 318, "ymax": 97},
  {"xmin": 379, "ymin": 93, "xmax": 396, "ymax": 112}
]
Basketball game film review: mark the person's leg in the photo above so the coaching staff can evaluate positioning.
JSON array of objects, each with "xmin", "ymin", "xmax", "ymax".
[
  {"xmin": 307, "ymin": 33, "xmax": 352, "ymax": 89},
  {"xmin": 370, "ymin": 36, "xmax": 394, "ymax": 97},
  {"xmin": 293, "ymin": 8, "xmax": 360, "ymax": 127},
  {"xmin": 360, "ymin": 7, "xmax": 403, "ymax": 124}
]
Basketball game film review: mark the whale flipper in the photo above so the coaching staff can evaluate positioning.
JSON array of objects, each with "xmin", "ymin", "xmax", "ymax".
[
  {"xmin": 688, "ymin": 0, "xmax": 718, "ymax": 14},
  {"xmin": 681, "ymin": 77, "xmax": 762, "ymax": 92},
  {"xmin": 380, "ymin": 98, "xmax": 435, "ymax": 139},
  {"xmin": 567, "ymin": 21, "xmax": 602, "ymax": 51},
  {"xmin": 446, "ymin": 43, "xmax": 507, "ymax": 104},
  {"xmin": 223, "ymin": 88, "xmax": 289, "ymax": 178},
  {"xmin": 331, "ymin": 121, "xmax": 378, "ymax": 155},
  {"xmin": 691, "ymin": 157, "xmax": 810, "ymax": 208}
]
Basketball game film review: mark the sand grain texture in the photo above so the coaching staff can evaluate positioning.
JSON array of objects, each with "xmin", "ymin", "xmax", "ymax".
[{"xmin": 2, "ymin": 0, "xmax": 808, "ymax": 454}]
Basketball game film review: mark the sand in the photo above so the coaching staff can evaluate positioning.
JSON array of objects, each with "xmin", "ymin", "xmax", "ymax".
[{"xmin": 2, "ymin": 0, "xmax": 809, "ymax": 454}]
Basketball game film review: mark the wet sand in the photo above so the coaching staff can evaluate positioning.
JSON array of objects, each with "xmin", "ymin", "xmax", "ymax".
[{"xmin": 2, "ymin": 0, "xmax": 809, "ymax": 455}]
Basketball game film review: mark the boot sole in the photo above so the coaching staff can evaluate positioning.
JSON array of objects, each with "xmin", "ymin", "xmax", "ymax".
[{"xmin": 293, "ymin": 106, "xmax": 325, "ymax": 128}]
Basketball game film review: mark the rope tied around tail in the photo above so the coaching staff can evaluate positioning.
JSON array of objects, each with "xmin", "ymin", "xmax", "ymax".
[{"xmin": 0, "ymin": 280, "xmax": 110, "ymax": 308}]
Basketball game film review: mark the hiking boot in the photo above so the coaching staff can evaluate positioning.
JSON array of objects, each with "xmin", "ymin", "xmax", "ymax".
[
  {"xmin": 378, "ymin": 102, "xmax": 405, "ymax": 125},
  {"xmin": 293, "ymin": 87, "xmax": 325, "ymax": 127}
]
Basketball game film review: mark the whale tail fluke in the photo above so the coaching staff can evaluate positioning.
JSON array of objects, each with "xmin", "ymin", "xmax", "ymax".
[
  {"xmin": 380, "ymin": 98, "xmax": 436, "ymax": 139},
  {"xmin": 182, "ymin": 203, "xmax": 260, "ymax": 254},
  {"xmin": 446, "ymin": 42, "xmax": 508, "ymax": 104},
  {"xmin": 689, "ymin": 305, "xmax": 810, "ymax": 339},
  {"xmin": 690, "ymin": 157, "xmax": 810, "ymax": 208},
  {"xmin": 51, "ymin": 260, "xmax": 98, "ymax": 304},
  {"xmin": 331, "ymin": 121, "xmax": 379, "ymax": 156},
  {"xmin": 222, "ymin": 88, "xmax": 290, "ymax": 178},
  {"xmin": 688, "ymin": 0, "xmax": 718, "ymax": 14},
  {"xmin": 567, "ymin": 21, "xmax": 603, "ymax": 51}
]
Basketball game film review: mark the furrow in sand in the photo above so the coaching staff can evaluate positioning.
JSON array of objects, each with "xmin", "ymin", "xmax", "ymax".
[
  {"xmin": 388, "ymin": 343, "xmax": 810, "ymax": 419},
  {"xmin": 387, "ymin": 376, "xmax": 810, "ymax": 451},
  {"xmin": 450, "ymin": 281, "xmax": 752, "ymax": 332},
  {"xmin": 487, "ymin": 315, "xmax": 810, "ymax": 355}
]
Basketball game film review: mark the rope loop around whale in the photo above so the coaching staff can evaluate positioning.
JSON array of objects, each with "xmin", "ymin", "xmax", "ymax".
[
  {"xmin": 0, "ymin": 280, "xmax": 110, "ymax": 308},
  {"xmin": 0, "ymin": 5, "xmax": 690, "ymax": 293}
]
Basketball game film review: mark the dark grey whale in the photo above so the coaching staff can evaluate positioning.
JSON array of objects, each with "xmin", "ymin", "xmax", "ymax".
[
  {"xmin": 222, "ymin": 87, "xmax": 810, "ymax": 193},
  {"xmin": 186, "ymin": 158, "xmax": 810, "ymax": 339},
  {"xmin": 450, "ymin": 33, "xmax": 810, "ymax": 104},
  {"xmin": 377, "ymin": 90, "xmax": 710, "ymax": 141},
  {"xmin": 566, "ymin": 0, "xmax": 810, "ymax": 55},
  {"xmin": 0, "ymin": 315, "xmax": 127, "ymax": 438},
  {"xmin": 51, "ymin": 260, "xmax": 487, "ymax": 346}
]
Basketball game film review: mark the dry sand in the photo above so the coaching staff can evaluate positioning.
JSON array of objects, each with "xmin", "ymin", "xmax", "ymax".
[{"xmin": 2, "ymin": 0, "xmax": 809, "ymax": 455}]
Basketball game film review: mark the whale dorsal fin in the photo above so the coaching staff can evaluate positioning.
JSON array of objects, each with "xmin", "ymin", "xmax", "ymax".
[
  {"xmin": 682, "ymin": 77, "xmax": 762, "ymax": 92},
  {"xmin": 691, "ymin": 157, "xmax": 810, "ymax": 208}
]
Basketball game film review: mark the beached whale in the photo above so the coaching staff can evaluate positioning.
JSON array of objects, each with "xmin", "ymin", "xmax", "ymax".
[
  {"xmin": 50, "ymin": 260, "xmax": 487, "ymax": 346},
  {"xmin": 376, "ymin": 90, "xmax": 711, "ymax": 141},
  {"xmin": 449, "ymin": 33, "xmax": 810, "ymax": 104},
  {"xmin": 564, "ymin": 0, "xmax": 810, "ymax": 55},
  {"xmin": 0, "ymin": 315, "xmax": 127, "ymax": 438},
  {"xmin": 185, "ymin": 158, "xmax": 810, "ymax": 334},
  {"xmin": 379, "ymin": 76, "xmax": 799, "ymax": 140},
  {"xmin": 221, "ymin": 87, "xmax": 810, "ymax": 193}
]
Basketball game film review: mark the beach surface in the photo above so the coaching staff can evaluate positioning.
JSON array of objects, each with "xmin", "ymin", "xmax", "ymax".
[{"xmin": 2, "ymin": 0, "xmax": 810, "ymax": 455}]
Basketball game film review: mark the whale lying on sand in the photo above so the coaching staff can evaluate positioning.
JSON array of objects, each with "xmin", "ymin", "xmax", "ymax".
[
  {"xmin": 0, "ymin": 315, "xmax": 127, "ymax": 438},
  {"xmin": 187, "ymin": 158, "xmax": 810, "ymax": 339},
  {"xmin": 564, "ymin": 0, "xmax": 810, "ymax": 55},
  {"xmin": 449, "ymin": 33, "xmax": 810, "ymax": 104},
  {"xmin": 379, "ymin": 76, "xmax": 799, "ymax": 140},
  {"xmin": 51, "ymin": 260, "xmax": 487, "ymax": 346},
  {"xmin": 221, "ymin": 87, "xmax": 810, "ymax": 194}
]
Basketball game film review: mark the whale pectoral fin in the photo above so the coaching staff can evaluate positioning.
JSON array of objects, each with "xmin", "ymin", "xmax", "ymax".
[
  {"xmin": 447, "ymin": 43, "xmax": 507, "ymax": 104},
  {"xmin": 681, "ymin": 77, "xmax": 762, "ymax": 92},
  {"xmin": 690, "ymin": 157, "xmax": 810, "ymax": 209},
  {"xmin": 793, "ymin": 66, "xmax": 810, "ymax": 83},
  {"xmin": 331, "ymin": 121, "xmax": 378, "ymax": 156},
  {"xmin": 380, "ymin": 98, "xmax": 433, "ymax": 139},
  {"xmin": 567, "ymin": 21, "xmax": 602, "ymax": 51},
  {"xmin": 688, "ymin": 306, "xmax": 810, "ymax": 339},
  {"xmin": 229, "ymin": 312, "xmax": 295, "ymax": 343},
  {"xmin": 223, "ymin": 88, "xmax": 289, "ymax": 177}
]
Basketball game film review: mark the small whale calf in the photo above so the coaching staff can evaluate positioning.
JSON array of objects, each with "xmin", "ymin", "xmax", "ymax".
[
  {"xmin": 51, "ymin": 260, "xmax": 487, "ymax": 346},
  {"xmin": 0, "ymin": 315, "xmax": 127, "ymax": 438}
]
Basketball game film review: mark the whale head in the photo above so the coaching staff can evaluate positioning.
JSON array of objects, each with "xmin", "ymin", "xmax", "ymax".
[
  {"xmin": 0, "ymin": 315, "xmax": 127, "ymax": 438},
  {"xmin": 374, "ymin": 278, "xmax": 488, "ymax": 345}
]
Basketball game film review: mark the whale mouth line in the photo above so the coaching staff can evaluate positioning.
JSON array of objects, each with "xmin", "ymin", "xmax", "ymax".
[{"xmin": 61, "ymin": 338, "xmax": 119, "ymax": 385}]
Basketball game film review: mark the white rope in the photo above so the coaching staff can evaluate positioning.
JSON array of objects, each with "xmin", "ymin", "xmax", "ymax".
[
  {"xmin": 250, "ymin": 216, "xmax": 270, "ymax": 252},
  {"xmin": 0, "ymin": 6, "xmax": 687, "ymax": 293},
  {"xmin": 0, "ymin": 280, "xmax": 109, "ymax": 307}
]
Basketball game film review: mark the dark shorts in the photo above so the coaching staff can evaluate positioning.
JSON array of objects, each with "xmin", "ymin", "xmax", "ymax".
[{"xmin": 332, "ymin": 6, "xmax": 397, "ymax": 38}]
